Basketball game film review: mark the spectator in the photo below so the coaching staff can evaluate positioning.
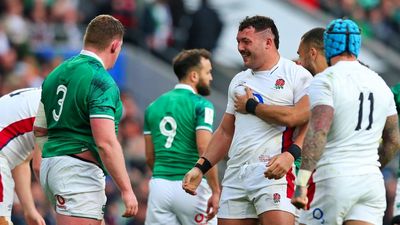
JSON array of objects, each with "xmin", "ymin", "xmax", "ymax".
[{"xmin": 185, "ymin": 0, "xmax": 223, "ymax": 52}]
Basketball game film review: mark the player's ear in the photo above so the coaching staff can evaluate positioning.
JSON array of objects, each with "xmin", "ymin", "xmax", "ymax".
[
  {"xmin": 189, "ymin": 70, "xmax": 199, "ymax": 83},
  {"xmin": 110, "ymin": 40, "xmax": 121, "ymax": 54},
  {"xmin": 310, "ymin": 47, "xmax": 318, "ymax": 60}
]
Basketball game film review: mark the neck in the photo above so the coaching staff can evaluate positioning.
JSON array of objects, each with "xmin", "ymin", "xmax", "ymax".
[
  {"xmin": 315, "ymin": 56, "xmax": 329, "ymax": 74},
  {"xmin": 84, "ymin": 47, "xmax": 109, "ymax": 69},
  {"xmin": 330, "ymin": 54, "xmax": 357, "ymax": 66},
  {"xmin": 180, "ymin": 81, "xmax": 198, "ymax": 93},
  {"xmin": 256, "ymin": 50, "xmax": 280, "ymax": 71}
]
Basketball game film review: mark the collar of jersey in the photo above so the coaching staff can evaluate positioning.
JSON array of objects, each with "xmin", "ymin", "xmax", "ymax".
[
  {"xmin": 80, "ymin": 50, "xmax": 105, "ymax": 68},
  {"xmin": 251, "ymin": 57, "xmax": 281, "ymax": 76},
  {"xmin": 175, "ymin": 84, "xmax": 196, "ymax": 93}
]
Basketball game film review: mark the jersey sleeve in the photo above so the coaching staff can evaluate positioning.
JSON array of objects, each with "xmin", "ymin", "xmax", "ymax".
[
  {"xmin": 196, "ymin": 99, "xmax": 215, "ymax": 132},
  {"xmin": 309, "ymin": 73, "xmax": 334, "ymax": 109},
  {"xmin": 88, "ymin": 74, "xmax": 120, "ymax": 120},
  {"xmin": 293, "ymin": 65, "xmax": 313, "ymax": 103}
]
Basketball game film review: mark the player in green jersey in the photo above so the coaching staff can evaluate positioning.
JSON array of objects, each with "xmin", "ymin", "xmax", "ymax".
[
  {"xmin": 144, "ymin": 49, "xmax": 220, "ymax": 225},
  {"xmin": 33, "ymin": 15, "xmax": 138, "ymax": 225}
]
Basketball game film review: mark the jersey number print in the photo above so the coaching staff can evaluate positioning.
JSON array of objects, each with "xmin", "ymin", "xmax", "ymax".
[
  {"xmin": 159, "ymin": 116, "xmax": 177, "ymax": 148},
  {"xmin": 52, "ymin": 85, "xmax": 67, "ymax": 122},
  {"xmin": 355, "ymin": 92, "xmax": 374, "ymax": 131}
]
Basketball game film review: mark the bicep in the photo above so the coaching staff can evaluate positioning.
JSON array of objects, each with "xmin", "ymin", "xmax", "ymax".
[
  {"xmin": 90, "ymin": 118, "xmax": 117, "ymax": 145},
  {"xmin": 218, "ymin": 113, "xmax": 235, "ymax": 138},
  {"xmin": 309, "ymin": 105, "xmax": 334, "ymax": 133}
]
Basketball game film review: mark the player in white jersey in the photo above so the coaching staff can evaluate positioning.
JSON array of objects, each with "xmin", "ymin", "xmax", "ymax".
[
  {"xmin": 183, "ymin": 15, "xmax": 313, "ymax": 225},
  {"xmin": 292, "ymin": 19, "xmax": 400, "ymax": 225},
  {"xmin": 0, "ymin": 88, "xmax": 46, "ymax": 225}
]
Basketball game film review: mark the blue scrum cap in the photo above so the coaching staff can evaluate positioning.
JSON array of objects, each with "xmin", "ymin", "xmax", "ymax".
[{"xmin": 324, "ymin": 18, "xmax": 361, "ymax": 62}]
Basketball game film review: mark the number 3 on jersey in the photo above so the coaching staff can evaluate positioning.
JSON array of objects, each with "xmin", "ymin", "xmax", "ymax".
[
  {"xmin": 52, "ymin": 85, "xmax": 67, "ymax": 121},
  {"xmin": 160, "ymin": 116, "xmax": 177, "ymax": 148}
]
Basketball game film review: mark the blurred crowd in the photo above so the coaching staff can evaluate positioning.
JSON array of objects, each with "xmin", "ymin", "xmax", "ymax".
[{"xmin": 297, "ymin": 0, "xmax": 400, "ymax": 51}]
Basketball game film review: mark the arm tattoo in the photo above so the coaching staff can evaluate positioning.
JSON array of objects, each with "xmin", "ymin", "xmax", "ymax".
[
  {"xmin": 379, "ymin": 115, "xmax": 400, "ymax": 167},
  {"xmin": 300, "ymin": 105, "xmax": 334, "ymax": 171}
]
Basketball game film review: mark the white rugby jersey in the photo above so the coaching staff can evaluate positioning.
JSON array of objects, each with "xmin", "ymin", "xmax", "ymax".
[
  {"xmin": 0, "ymin": 88, "xmax": 41, "ymax": 169},
  {"xmin": 309, "ymin": 60, "xmax": 397, "ymax": 182},
  {"xmin": 226, "ymin": 57, "xmax": 313, "ymax": 167}
]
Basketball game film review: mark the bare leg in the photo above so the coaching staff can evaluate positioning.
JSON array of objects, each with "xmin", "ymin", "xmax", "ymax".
[
  {"xmin": 344, "ymin": 220, "xmax": 374, "ymax": 225},
  {"xmin": 56, "ymin": 213, "xmax": 102, "ymax": 225},
  {"xmin": 218, "ymin": 218, "xmax": 258, "ymax": 225},
  {"xmin": 259, "ymin": 210, "xmax": 295, "ymax": 225}
]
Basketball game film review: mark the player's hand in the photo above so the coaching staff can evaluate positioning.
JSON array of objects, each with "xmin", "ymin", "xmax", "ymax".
[
  {"xmin": 234, "ymin": 86, "xmax": 253, "ymax": 114},
  {"xmin": 121, "ymin": 190, "xmax": 138, "ymax": 217},
  {"xmin": 24, "ymin": 209, "xmax": 46, "ymax": 225},
  {"xmin": 264, "ymin": 152, "xmax": 294, "ymax": 179},
  {"xmin": 182, "ymin": 167, "xmax": 203, "ymax": 195},
  {"xmin": 206, "ymin": 192, "xmax": 220, "ymax": 221},
  {"xmin": 291, "ymin": 186, "xmax": 308, "ymax": 210}
]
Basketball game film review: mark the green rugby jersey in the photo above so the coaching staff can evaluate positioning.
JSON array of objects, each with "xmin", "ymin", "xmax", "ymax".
[
  {"xmin": 40, "ymin": 50, "xmax": 123, "ymax": 172},
  {"xmin": 144, "ymin": 84, "xmax": 215, "ymax": 180},
  {"xmin": 392, "ymin": 83, "xmax": 400, "ymax": 177}
]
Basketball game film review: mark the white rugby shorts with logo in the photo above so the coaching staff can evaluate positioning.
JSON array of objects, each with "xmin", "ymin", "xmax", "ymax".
[
  {"xmin": 300, "ymin": 174, "xmax": 385, "ymax": 225},
  {"xmin": 145, "ymin": 178, "xmax": 216, "ymax": 225},
  {"xmin": 218, "ymin": 162, "xmax": 296, "ymax": 219},
  {"xmin": 40, "ymin": 156, "xmax": 106, "ymax": 220}
]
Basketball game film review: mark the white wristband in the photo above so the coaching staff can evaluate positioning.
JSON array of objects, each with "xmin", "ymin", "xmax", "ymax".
[{"xmin": 296, "ymin": 169, "xmax": 312, "ymax": 187}]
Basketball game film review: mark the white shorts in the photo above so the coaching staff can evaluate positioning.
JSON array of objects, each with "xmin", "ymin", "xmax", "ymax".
[
  {"xmin": 40, "ymin": 156, "xmax": 106, "ymax": 220},
  {"xmin": 0, "ymin": 157, "xmax": 13, "ymax": 217},
  {"xmin": 218, "ymin": 163, "xmax": 296, "ymax": 219},
  {"xmin": 303, "ymin": 174, "xmax": 385, "ymax": 225},
  {"xmin": 145, "ymin": 178, "xmax": 216, "ymax": 225}
]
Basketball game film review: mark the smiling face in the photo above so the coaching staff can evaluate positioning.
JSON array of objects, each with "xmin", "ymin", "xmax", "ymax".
[{"xmin": 236, "ymin": 27, "xmax": 269, "ymax": 71}]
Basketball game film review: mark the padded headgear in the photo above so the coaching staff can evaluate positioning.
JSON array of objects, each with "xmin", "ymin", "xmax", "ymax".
[{"xmin": 324, "ymin": 19, "xmax": 361, "ymax": 63}]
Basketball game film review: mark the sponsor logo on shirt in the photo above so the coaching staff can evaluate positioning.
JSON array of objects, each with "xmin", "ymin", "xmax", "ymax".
[
  {"xmin": 194, "ymin": 213, "xmax": 207, "ymax": 224},
  {"xmin": 55, "ymin": 194, "xmax": 66, "ymax": 209}
]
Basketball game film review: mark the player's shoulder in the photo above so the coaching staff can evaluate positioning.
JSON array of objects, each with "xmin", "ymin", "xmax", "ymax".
[{"xmin": 278, "ymin": 57, "xmax": 313, "ymax": 78}]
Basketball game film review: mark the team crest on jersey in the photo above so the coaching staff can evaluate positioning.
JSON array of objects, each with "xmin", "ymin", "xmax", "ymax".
[
  {"xmin": 274, "ymin": 79, "xmax": 285, "ymax": 89},
  {"xmin": 273, "ymin": 193, "xmax": 281, "ymax": 204}
]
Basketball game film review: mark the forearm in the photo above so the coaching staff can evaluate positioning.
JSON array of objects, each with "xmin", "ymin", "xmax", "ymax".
[
  {"xmin": 98, "ymin": 141, "xmax": 132, "ymax": 193},
  {"xmin": 12, "ymin": 161, "xmax": 36, "ymax": 212},
  {"xmin": 300, "ymin": 129, "xmax": 327, "ymax": 171},
  {"xmin": 293, "ymin": 123, "xmax": 309, "ymax": 148},
  {"xmin": 255, "ymin": 104, "xmax": 309, "ymax": 127},
  {"xmin": 205, "ymin": 166, "xmax": 220, "ymax": 195},
  {"xmin": 300, "ymin": 105, "xmax": 333, "ymax": 172}
]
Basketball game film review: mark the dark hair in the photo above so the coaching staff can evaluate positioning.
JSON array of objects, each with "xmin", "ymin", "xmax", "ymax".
[
  {"xmin": 172, "ymin": 49, "xmax": 211, "ymax": 80},
  {"xmin": 301, "ymin": 27, "xmax": 325, "ymax": 52},
  {"xmin": 239, "ymin": 15, "xmax": 280, "ymax": 49},
  {"xmin": 84, "ymin": 15, "xmax": 125, "ymax": 50}
]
